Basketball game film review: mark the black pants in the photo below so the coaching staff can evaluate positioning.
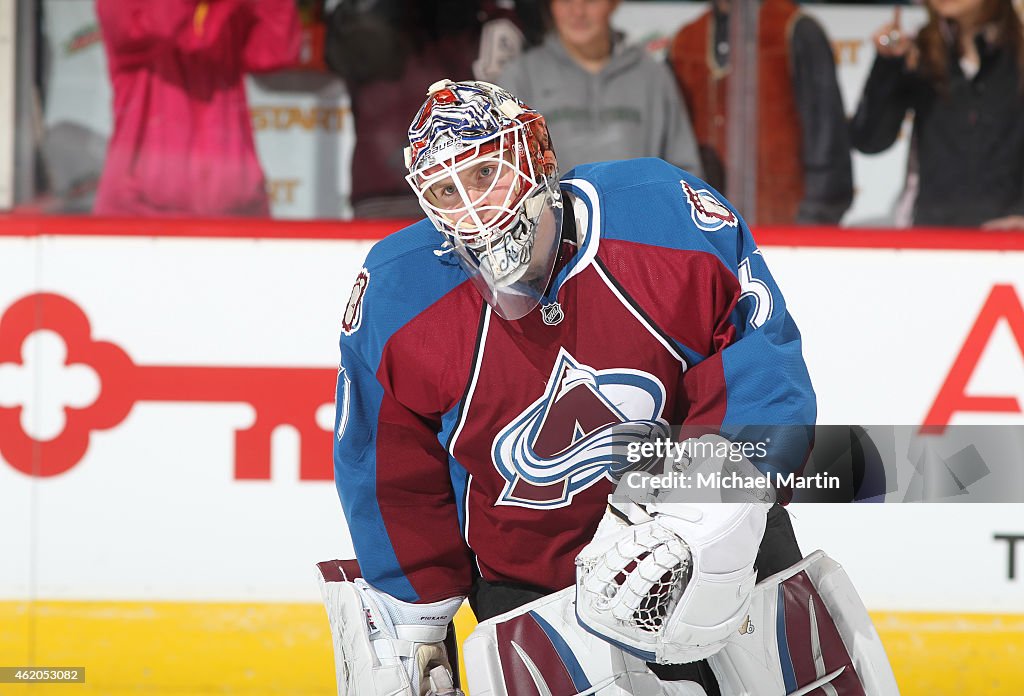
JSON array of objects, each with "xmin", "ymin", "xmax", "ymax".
[{"xmin": 469, "ymin": 504, "xmax": 803, "ymax": 694}]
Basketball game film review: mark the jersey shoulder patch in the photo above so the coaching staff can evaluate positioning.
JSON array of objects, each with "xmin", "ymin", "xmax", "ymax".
[
  {"xmin": 341, "ymin": 268, "xmax": 370, "ymax": 336},
  {"xmin": 681, "ymin": 180, "xmax": 738, "ymax": 232}
]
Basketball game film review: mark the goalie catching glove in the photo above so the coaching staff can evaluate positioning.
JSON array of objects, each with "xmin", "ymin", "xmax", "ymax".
[
  {"xmin": 575, "ymin": 435, "xmax": 772, "ymax": 665},
  {"xmin": 575, "ymin": 500, "xmax": 768, "ymax": 664}
]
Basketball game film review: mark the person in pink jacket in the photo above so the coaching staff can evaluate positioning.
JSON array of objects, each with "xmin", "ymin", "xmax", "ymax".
[{"xmin": 94, "ymin": 0, "xmax": 300, "ymax": 217}]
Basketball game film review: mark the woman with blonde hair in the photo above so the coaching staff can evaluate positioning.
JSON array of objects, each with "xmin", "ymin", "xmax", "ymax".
[{"xmin": 850, "ymin": 0, "xmax": 1024, "ymax": 229}]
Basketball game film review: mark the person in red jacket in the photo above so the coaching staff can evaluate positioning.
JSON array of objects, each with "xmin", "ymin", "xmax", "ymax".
[
  {"xmin": 94, "ymin": 0, "xmax": 300, "ymax": 217},
  {"xmin": 669, "ymin": 0, "xmax": 853, "ymax": 226}
]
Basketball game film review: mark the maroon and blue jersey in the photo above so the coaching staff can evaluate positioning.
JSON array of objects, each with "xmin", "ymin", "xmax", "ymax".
[{"xmin": 333, "ymin": 158, "xmax": 816, "ymax": 604}]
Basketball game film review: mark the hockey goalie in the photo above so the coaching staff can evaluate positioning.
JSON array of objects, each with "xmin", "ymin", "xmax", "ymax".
[{"xmin": 318, "ymin": 79, "xmax": 899, "ymax": 695}]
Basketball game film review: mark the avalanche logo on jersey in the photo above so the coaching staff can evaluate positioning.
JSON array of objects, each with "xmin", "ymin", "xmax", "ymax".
[
  {"xmin": 682, "ymin": 180, "xmax": 738, "ymax": 232},
  {"xmin": 491, "ymin": 348, "xmax": 670, "ymax": 508}
]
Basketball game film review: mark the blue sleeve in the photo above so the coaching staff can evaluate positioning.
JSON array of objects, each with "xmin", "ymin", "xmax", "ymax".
[
  {"xmin": 707, "ymin": 188, "xmax": 817, "ymax": 479},
  {"xmin": 721, "ymin": 245, "xmax": 817, "ymax": 480},
  {"xmin": 333, "ymin": 342, "xmax": 416, "ymax": 600},
  {"xmin": 333, "ymin": 250, "xmax": 474, "ymax": 604}
]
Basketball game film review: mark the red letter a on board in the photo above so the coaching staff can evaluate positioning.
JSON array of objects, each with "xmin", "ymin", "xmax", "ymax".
[{"xmin": 923, "ymin": 284, "xmax": 1024, "ymax": 431}]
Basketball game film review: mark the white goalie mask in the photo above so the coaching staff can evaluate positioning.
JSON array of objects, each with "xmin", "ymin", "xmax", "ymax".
[{"xmin": 405, "ymin": 80, "xmax": 563, "ymax": 320}]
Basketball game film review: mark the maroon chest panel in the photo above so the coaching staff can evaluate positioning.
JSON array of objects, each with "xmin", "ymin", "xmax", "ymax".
[{"xmin": 449, "ymin": 264, "xmax": 691, "ymax": 588}]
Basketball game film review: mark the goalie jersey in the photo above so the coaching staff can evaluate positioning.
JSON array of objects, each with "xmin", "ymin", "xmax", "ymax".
[{"xmin": 333, "ymin": 158, "xmax": 816, "ymax": 605}]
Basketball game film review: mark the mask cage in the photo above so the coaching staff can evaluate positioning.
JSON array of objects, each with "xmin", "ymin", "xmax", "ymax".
[{"xmin": 407, "ymin": 122, "xmax": 541, "ymax": 247}]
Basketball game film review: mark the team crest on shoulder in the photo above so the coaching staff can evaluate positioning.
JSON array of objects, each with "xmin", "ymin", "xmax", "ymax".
[
  {"xmin": 491, "ymin": 348, "xmax": 670, "ymax": 509},
  {"xmin": 681, "ymin": 180, "xmax": 738, "ymax": 232},
  {"xmin": 342, "ymin": 268, "xmax": 369, "ymax": 336}
]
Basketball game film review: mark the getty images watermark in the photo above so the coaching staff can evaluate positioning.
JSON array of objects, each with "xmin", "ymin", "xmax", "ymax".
[
  {"xmin": 614, "ymin": 432, "xmax": 840, "ymax": 504},
  {"xmin": 613, "ymin": 425, "xmax": 1024, "ymax": 503}
]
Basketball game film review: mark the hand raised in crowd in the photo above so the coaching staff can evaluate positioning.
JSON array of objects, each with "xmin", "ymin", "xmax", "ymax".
[{"xmin": 872, "ymin": 6, "xmax": 918, "ymax": 68}]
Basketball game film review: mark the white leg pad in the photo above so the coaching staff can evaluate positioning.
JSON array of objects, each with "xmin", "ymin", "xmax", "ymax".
[
  {"xmin": 464, "ymin": 586, "xmax": 691, "ymax": 696},
  {"xmin": 707, "ymin": 550, "xmax": 901, "ymax": 696}
]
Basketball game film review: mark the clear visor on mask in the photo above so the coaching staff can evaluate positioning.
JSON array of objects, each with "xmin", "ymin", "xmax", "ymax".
[
  {"xmin": 450, "ymin": 190, "xmax": 562, "ymax": 320},
  {"xmin": 408, "ymin": 127, "xmax": 563, "ymax": 320}
]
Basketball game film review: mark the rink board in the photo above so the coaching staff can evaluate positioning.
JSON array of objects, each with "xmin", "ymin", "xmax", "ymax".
[
  {"xmin": 1, "ymin": 217, "xmax": 1024, "ymax": 694},
  {"xmin": 0, "ymin": 601, "xmax": 1022, "ymax": 695}
]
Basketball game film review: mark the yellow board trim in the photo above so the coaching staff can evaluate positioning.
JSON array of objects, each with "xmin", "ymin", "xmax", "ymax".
[{"xmin": 1, "ymin": 600, "xmax": 1022, "ymax": 695}]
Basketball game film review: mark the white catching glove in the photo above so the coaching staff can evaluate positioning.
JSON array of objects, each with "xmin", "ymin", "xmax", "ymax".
[
  {"xmin": 575, "ymin": 435, "xmax": 772, "ymax": 665},
  {"xmin": 576, "ymin": 506, "xmax": 691, "ymax": 635}
]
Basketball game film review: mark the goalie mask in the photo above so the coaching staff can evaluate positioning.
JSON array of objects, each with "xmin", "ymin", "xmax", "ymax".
[{"xmin": 405, "ymin": 80, "xmax": 562, "ymax": 321}]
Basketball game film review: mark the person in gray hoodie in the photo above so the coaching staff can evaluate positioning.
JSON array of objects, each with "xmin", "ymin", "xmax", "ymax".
[{"xmin": 499, "ymin": 0, "xmax": 703, "ymax": 176}]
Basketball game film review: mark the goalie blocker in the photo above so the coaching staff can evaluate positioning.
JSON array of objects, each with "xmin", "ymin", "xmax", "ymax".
[
  {"xmin": 461, "ymin": 551, "xmax": 899, "ymax": 696},
  {"xmin": 315, "ymin": 560, "xmax": 465, "ymax": 696}
]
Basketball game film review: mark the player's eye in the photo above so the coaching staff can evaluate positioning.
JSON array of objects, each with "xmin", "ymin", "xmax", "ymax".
[{"xmin": 430, "ymin": 181, "xmax": 458, "ymax": 202}]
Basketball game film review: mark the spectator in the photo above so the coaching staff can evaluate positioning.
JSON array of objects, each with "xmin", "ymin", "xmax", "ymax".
[
  {"xmin": 669, "ymin": 0, "xmax": 853, "ymax": 225},
  {"xmin": 499, "ymin": 0, "xmax": 703, "ymax": 175},
  {"xmin": 94, "ymin": 0, "xmax": 300, "ymax": 217},
  {"xmin": 324, "ymin": 0, "xmax": 544, "ymax": 218},
  {"xmin": 850, "ymin": 1, "xmax": 1024, "ymax": 229}
]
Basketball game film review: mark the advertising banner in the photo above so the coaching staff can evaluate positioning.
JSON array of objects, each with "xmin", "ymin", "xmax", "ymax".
[{"xmin": 1, "ymin": 221, "xmax": 1022, "ymax": 694}]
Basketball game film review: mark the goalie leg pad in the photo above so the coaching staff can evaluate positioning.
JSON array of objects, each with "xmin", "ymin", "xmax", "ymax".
[
  {"xmin": 317, "ymin": 559, "xmax": 464, "ymax": 696},
  {"xmin": 707, "ymin": 550, "xmax": 900, "ymax": 696},
  {"xmin": 463, "ymin": 586, "xmax": 681, "ymax": 696}
]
